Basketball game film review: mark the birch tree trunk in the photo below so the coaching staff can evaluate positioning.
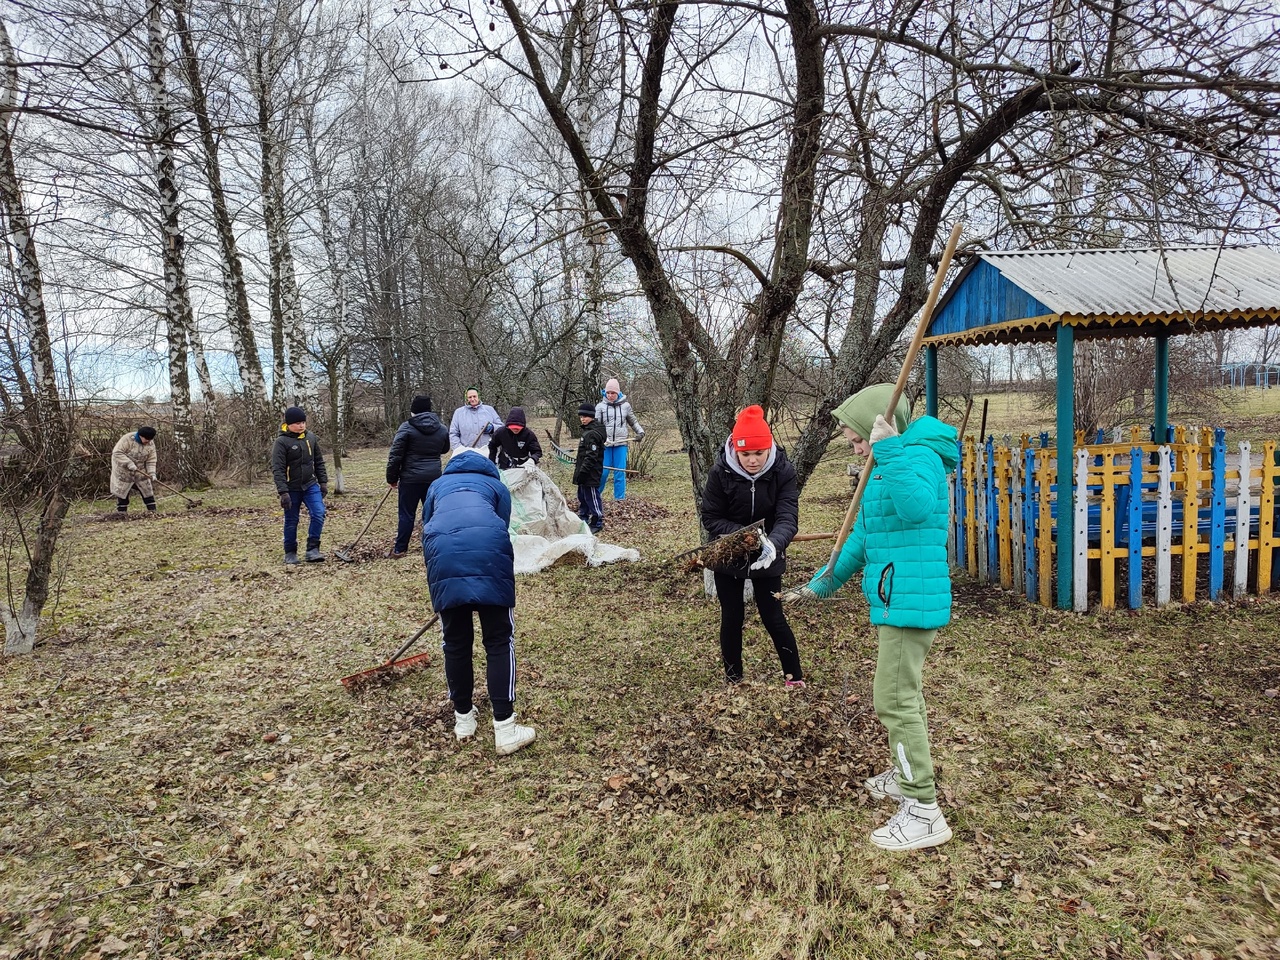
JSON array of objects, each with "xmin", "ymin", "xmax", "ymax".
[
  {"xmin": 172, "ymin": 0, "xmax": 267, "ymax": 413},
  {"xmin": 1, "ymin": 19, "xmax": 73, "ymax": 656},
  {"xmin": 147, "ymin": 1, "xmax": 205, "ymax": 487},
  {"xmin": 247, "ymin": 46, "xmax": 288, "ymax": 411}
]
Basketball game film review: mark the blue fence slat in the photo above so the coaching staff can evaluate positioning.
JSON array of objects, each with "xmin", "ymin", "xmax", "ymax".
[
  {"xmin": 1024, "ymin": 448, "xmax": 1037, "ymax": 600},
  {"xmin": 1128, "ymin": 449, "xmax": 1143, "ymax": 608},
  {"xmin": 1209, "ymin": 430, "xmax": 1226, "ymax": 599},
  {"xmin": 985, "ymin": 437, "xmax": 997, "ymax": 572},
  {"xmin": 954, "ymin": 441, "xmax": 967, "ymax": 566}
]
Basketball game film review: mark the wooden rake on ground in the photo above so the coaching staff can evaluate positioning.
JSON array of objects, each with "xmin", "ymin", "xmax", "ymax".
[
  {"xmin": 334, "ymin": 486, "xmax": 393, "ymax": 562},
  {"xmin": 339, "ymin": 613, "xmax": 440, "ymax": 692},
  {"xmin": 153, "ymin": 477, "xmax": 203, "ymax": 509}
]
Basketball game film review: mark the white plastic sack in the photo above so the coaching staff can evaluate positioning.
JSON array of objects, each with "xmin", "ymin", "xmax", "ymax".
[{"xmin": 501, "ymin": 465, "xmax": 640, "ymax": 573}]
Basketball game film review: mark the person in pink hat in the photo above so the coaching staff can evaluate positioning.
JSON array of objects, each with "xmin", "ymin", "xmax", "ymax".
[{"xmin": 594, "ymin": 377, "xmax": 644, "ymax": 500}]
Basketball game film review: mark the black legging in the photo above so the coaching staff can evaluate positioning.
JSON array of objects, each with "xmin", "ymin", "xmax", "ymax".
[{"xmin": 713, "ymin": 571, "xmax": 803, "ymax": 683}]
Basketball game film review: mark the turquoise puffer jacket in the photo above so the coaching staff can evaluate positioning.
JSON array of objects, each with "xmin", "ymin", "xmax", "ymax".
[{"xmin": 821, "ymin": 416, "xmax": 958, "ymax": 629}]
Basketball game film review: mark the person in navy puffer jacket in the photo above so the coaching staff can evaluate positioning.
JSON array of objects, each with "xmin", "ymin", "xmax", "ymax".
[
  {"xmin": 386, "ymin": 394, "xmax": 450, "ymax": 558},
  {"xmin": 421, "ymin": 450, "xmax": 536, "ymax": 756}
]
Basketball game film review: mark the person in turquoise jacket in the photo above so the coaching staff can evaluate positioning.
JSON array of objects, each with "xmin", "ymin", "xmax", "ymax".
[{"xmin": 798, "ymin": 383, "xmax": 958, "ymax": 852}]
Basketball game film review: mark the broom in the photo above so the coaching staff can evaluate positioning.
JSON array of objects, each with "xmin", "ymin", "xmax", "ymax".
[
  {"xmin": 783, "ymin": 222, "xmax": 963, "ymax": 601},
  {"xmin": 339, "ymin": 613, "xmax": 440, "ymax": 692}
]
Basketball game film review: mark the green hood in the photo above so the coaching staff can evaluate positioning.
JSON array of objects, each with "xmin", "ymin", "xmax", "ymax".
[
  {"xmin": 900, "ymin": 416, "xmax": 959, "ymax": 473},
  {"xmin": 832, "ymin": 384, "xmax": 909, "ymax": 442}
]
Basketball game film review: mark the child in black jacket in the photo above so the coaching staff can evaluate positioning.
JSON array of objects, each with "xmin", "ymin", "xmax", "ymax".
[
  {"xmin": 489, "ymin": 406, "xmax": 544, "ymax": 470},
  {"xmin": 572, "ymin": 401, "xmax": 606, "ymax": 533},
  {"xmin": 700, "ymin": 405, "xmax": 804, "ymax": 687}
]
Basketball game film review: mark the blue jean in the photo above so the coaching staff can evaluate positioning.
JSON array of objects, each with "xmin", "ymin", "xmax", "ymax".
[
  {"xmin": 599, "ymin": 445, "xmax": 628, "ymax": 499},
  {"xmin": 283, "ymin": 484, "xmax": 326, "ymax": 551}
]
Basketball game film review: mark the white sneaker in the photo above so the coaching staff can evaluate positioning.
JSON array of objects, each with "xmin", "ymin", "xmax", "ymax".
[
  {"xmin": 870, "ymin": 798, "xmax": 953, "ymax": 852},
  {"xmin": 454, "ymin": 707, "xmax": 478, "ymax": 740},
  {"xmin": 865, "ymin": 767, "xmax": 903, "ymax": 802},
  {"xmin": 493, "ymin": 714, "xmax": 536, "ymax": 756}
]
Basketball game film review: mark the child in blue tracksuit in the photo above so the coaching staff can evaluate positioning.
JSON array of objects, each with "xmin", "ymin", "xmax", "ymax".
[{"xmin": 422, "ymin": 450, "xmax": 536, "ymax": 756}]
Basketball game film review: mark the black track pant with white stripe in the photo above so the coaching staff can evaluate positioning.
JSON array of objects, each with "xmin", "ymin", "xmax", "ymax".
[{"xmin": 440, "ymin": 604, "xmax": 516, "ymax": 721}]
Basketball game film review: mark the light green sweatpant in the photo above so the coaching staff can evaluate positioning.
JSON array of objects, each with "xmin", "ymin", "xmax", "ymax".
[{"xmin": 872, "ymin": 625, "xmax": 938, "ymax": 803}]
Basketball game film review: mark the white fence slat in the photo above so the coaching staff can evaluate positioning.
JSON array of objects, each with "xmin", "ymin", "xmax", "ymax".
[
  {"xmin": 1234, "ymin": 442, "xmax": 1252, "ymax": 599},
  {"xmin": 1074, "ymin": 450, "xmax": 1089, "ymax": 612},
  {"xmin": 1156, "ymin": 447, "xmax": 1173, "ymax": 606}
]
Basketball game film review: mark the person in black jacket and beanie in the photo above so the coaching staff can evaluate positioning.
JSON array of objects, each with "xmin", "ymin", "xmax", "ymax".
[
  {"xmin": 488, "ymin": 406, "xmax": 543, "ymax": 470},
  {"xmin": 572, "ymin": 401, "xmax": 606, "ymax": 533},
  {"xmin": 386, "ymin": 394, "xmax": 450, "ymax": 558},
  {"xmin": 700, "ymin": 405, "xmax": 805, "ymax": 687},
  {"xmin": 272, "ymin": 406, "xmax": 329, "ymax": 564}
]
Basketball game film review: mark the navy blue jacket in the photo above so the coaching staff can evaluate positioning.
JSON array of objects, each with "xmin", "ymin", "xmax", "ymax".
[
  {"xmin": 422, "ymin": 452, "xmax": 515, "ymax": 611},
  {"xmin": 387, "ymin": 412, "xmax": 450, "ymax": 485}
]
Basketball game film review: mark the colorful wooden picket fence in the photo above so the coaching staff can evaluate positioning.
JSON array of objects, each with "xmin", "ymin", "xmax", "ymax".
[{"xmin": 951, "ymin": 427, "xmax": 1280, "ymax": 611}]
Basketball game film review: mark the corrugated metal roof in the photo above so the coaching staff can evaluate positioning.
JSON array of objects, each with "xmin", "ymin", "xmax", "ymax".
[{"xmin": 976, "ymin": 245, "xmax": 1280, "ymax": 318}]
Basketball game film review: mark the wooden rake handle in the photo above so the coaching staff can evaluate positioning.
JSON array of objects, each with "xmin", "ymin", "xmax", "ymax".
[
  {"xmin": 819, "ymin": 222, "xmax": 964, "ymax": 584},
  {"xmin": 344, "ymin": 485, "xmax": 394, "ymax": 553},
  {"xmin": 385, "ymin": 613, "xmax": 441, "ymax": 665}
]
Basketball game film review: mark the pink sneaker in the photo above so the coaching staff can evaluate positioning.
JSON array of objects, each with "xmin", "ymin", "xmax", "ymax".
[{"xmin": 784, "ymin": 679, "xmax": 806, "ymax": 690}]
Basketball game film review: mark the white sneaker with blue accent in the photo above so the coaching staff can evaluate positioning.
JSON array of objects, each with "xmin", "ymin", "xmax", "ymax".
[{"xmin": 870, "ymin": 798, "xmax": 952, "ymax": 851}]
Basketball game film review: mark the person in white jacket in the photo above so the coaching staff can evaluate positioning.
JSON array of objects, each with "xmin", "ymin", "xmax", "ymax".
[
  {"xmin": 448, "ymin": 388, "xmax": 504, "ymax": 453},
  {"xmin": 110, "ymin": 427, "xmax": 158, "ymax": 513},
  {"xmin": 595, "ymin": 377, "xmax": 644, "ymax": 501}
]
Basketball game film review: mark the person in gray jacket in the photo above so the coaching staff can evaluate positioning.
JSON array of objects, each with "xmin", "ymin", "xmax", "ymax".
[
  {"xmin": 448, "ymin": 388, "xmax": 504, "ymax": 453},
  {"xmin": 595, "ymin": 377, "xmax": 645, "ymax": 501}
]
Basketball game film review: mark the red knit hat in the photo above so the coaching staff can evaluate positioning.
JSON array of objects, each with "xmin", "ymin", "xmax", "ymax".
[{"xmin": 731, "ymin": 405, "xmax": 773, "ymax": 450}]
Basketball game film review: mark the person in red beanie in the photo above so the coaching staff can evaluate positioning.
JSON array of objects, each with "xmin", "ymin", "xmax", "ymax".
[{"xmin": 698, "ymin": 405, "xmax": 805, "ymax": 687}]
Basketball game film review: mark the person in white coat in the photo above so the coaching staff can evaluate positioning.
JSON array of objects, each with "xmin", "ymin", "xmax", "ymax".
[
  {"xmin": 110, "ymin": 426, "xmax": 158, "ymax": 513},
  {"xmin": 448, "ymin": 388, "xmax": 504, "ymax": 453}
]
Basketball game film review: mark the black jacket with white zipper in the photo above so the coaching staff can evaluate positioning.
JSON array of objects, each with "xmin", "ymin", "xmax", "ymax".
[{"xmin": 699, "ymin": 440, "xmax": 799, "ymax": 578}]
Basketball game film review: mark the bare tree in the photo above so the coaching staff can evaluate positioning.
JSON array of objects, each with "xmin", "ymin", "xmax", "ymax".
[
  {"xmin": 147, "ymin": 0, "xmax": 207, "ymax": 485},
  {"xmin": 0, "ymin": 18, "xmax": 75, "ymax": 655},
  {"xmin": 407, "ymin": 0, "xmax": 1280, "ymax": 501}
]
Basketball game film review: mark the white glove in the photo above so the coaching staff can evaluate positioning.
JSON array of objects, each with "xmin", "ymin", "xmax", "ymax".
[
  {"xmin": 522, "ymin": 460, "xmax": 538, "ymax": 474},
  {"xmin": 749, "ymin": 536, "xmax": 778, "ymax": 571},
  {"xmin": 870, "ymin": 414, "xmax": 898, "ymax": 445}
]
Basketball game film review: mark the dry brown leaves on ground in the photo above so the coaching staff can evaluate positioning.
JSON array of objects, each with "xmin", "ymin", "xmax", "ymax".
[{"xmin": 591, "ymin": 681, "xmax": 885, "ymax": 821}]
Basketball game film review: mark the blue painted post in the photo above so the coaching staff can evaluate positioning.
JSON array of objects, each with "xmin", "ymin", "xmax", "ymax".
[
  {"xmin": 954, "ymin": 440, "xmax": 967, "ymax": 566},
  {"xmin": 1209, "ymin": 429, "xmax": 1226, "ymax": 599},
  {"xmin": 1128, "ymin": 448, "xmax": 1143, "ymax": 608},
  {"xmin": 925, "ymin": 346, "xmax": 938, "ymax": 418},
  {"xmin": 1056, "ymin": 324, "xmax": 1075, "ymax": 609},
  {"xmin": 1040, "ymin": 432, "xmax": 1050, "ymax": 449},
  {"xmin": 986, "ymin": 435, "xmax": 998, "ymax": 573},
  {"xmin": 1155, "ymin": 330, "xmax": 1170, "ymax": 447},
  {"xmin": 1024, "ymin": 447, "xmax": 1037, "ymax": 600}
]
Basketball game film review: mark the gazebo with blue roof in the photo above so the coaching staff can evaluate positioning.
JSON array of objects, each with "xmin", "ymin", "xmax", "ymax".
[{"xmin": 920, "ymin": 245, "xmax": 1280, "ymax": 608}]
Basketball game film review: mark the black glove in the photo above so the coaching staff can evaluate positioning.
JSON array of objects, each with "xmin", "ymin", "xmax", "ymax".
[
  {"xmin": 279, "ymin": 492, "xmax": 292, "ymax": 511},
  {"xmin": 485, "ymin": 423, "xmax": 495, "ymax": 435},
  {"xmin": 320, "ymin": 483, "xmax": 329, "ymax": 498}
]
